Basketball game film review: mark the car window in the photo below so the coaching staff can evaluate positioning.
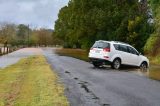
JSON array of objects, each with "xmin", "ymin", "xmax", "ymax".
[
  {"xmin": 101, "ymin": 42, "xmax": 110, "ymax": 48},
  {"xmin": 128, "ymin": 46, "xmax": 139, "ymax": 55},
  {"xmin": 98, "ymin": 42, "xmax": 104, "ymax": 48},
  {"xmin": 92, "ymin": 42, "xmax": 99, "ymax": 48},
  {"xmin": 119, "ymin": 45, "xmax": 128, "ymax": 52},
  {"xmin": 92, "ymin": 42, "xmax": 110, "ymax": 49},
  {"xmin": 113, "ymin": 44, "xmax": 119, "ymax": 50}
]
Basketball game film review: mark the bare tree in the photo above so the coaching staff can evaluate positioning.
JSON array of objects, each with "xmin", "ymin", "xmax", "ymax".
[{"xmin": 0, "ymin": 23, "xmax": 17, "ymax": 53}]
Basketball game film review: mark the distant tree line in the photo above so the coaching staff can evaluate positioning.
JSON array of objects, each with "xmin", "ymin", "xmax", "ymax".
[
  {"xmin": 0, "ymin": 23, "xmax": 54, "ymax": 48},
  {"xmin": 54, "ymin": 0, "xmax": 153, "ymax": 52}
]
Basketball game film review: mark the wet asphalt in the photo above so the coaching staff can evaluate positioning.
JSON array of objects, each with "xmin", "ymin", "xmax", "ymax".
[
  {"xmin": 42, "ymin": 48, "xmax": 160, "ymax": 106},
  {"xmin": 0, "ymin": 48, "xmax": 42, "ymax": 69}
]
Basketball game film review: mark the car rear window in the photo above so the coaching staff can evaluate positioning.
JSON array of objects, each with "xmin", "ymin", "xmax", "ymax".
[{"xmin": 92, "ymin": 42, "xmax": 110, "ymax": 49}]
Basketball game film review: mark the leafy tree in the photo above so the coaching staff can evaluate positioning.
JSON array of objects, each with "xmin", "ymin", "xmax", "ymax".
[
  {"xmin": 17, "ymin": 24, "xmax": 30, "ymax": 46},
  {"xmin": 54, "ymin": 0, "xmax": 152, "ymax": 51},
  {"xmin": 32, "ymin": 29, "xmax": 53, "ymax": 47},
  {"xmin": 144, "ymin": 0, "xmax": 160, "ymax": 55},
  {"xmin": 0, "ymin": 23, "xmax": 54, "ymax": 47},
  {"xmin": 0, "ymin": 23, "xmax": 17, "ymax": 47}
]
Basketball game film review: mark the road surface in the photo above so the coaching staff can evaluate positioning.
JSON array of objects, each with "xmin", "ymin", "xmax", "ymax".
[
  {"xmin": 0, "ymin": 48, "xmax": 42, "ymax": 68},
  {"xmin": 1, "ymin": 48, "xmax": 160, "ymax": 106},
  {"xmin": 43, "ymin": 48, "xmax": 160, "ymax": 106}
]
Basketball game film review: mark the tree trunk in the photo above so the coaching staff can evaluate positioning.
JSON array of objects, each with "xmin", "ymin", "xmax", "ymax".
[
  {"xmin": 7, "ymin": 47, "xmax": 9, "ymax": 54},
  {"xmin": 3, "ymin": 44, "xmax": 6, "ymax": 54},
  {"xmin": 0, "ymin": 48, "xmax": 2, "ymax": 55}
]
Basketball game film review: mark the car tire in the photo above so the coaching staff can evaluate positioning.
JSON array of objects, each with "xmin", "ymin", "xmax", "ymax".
[
  {"xmin": 140, "ymin": 62, "xmax": 148, "ymax": 71},
  {"xmin": 111, "ymin": 59, "xmax": 121, "ymax": 70}
]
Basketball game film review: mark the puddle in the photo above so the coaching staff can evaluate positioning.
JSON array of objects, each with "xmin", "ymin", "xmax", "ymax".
[
  {"xmin": 130, "ymin": 69, "xmax": 149, "ymax": 76},
  {"xmin": 103, "ymin": 104, "xmax": 110, "ymax": 106},
  {"xmin": 93, "ymin": 64, "xmax": 160, "ymax": 80},
  {"xmin": 65, "ymin": 71, "xmax": 71, "ymax": 74},
  {"xmin": 92, "ymin": 96, "xmax": 99, "ymax": 100},
  {"xmin": 74, "ymin": 77, "xmax": 79, "ymax": 80},
  {"xmin": 129, "ymin": 65, "xmax": 160, "ymax": 80}
]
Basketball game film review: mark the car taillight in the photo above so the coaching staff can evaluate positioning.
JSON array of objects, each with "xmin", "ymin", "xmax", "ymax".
[{"xmin": 103, "ymin": 48, "xmax": 110, "ymax": 52}]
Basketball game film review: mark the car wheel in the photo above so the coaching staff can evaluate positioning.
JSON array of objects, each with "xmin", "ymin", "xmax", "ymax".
[
  {"xmin": 93, "ymin": 62, "xmax": 101, "ymax": 68},
  {"xmin": 112, "ymin": 59, "xmax": 121, "ymax": 70},
  {"xmin": 140, "ymin": 62, "xmax": 148, "ymax": 71}
]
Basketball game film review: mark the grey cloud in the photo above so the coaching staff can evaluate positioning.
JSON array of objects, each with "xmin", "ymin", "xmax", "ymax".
[{"xmin": 0, "ymin": 0, "xmax": 69, "ymax": 29}]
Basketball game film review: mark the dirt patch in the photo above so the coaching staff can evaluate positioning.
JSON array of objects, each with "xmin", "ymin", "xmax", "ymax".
[{"xmin": 5, "ymin": 74, "xmax": 24, "ymax": 106}]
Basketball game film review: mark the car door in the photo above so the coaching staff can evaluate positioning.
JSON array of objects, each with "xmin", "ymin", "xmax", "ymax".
[
  {"xmin": 127, "ymin": 46, "xmax": 140, "ymax": 66},
  {"xmin": 118, "ymin": 45, "xmax": 131, "ymax": 65}
]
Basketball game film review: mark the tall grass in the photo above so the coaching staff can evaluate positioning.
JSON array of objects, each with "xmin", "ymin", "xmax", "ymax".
[{"xmin": 55, "ymin": 48, "xmax": 89, "ymax": 61}]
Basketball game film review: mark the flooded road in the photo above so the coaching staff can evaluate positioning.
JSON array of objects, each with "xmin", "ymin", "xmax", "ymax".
[
  {"xmin": 0, "ymin": 48, "xmax": 42, "ymax": 69},
  {"xmin": 43, "ymin": 48, "xmax": 160, "ymax": 106},
  {"xmin": 1, "ymin": 48, "xmax": 160, "ymax": 106}
]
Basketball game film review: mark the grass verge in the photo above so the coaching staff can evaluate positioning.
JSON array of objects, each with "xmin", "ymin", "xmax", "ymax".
[
  {"xmin": 55, "ymin": 48, "xmax": 89, "ymax": 61},
  {"xmin": 148, "ymin": 56, "xmax": 160, "ymax": 80},
  {"xmin": 148, "ymin": 55, "xmax": 160, "ymax": 65},
  {"xmin": 0, "ymin": 56, "xmax": 69, "ymax": 106},
  {"xmin": 149, "ymin": 65, "xmax": 160, "ymax": 81}
]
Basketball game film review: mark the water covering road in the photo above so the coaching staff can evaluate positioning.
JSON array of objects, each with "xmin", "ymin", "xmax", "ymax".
[
  {"xmin": 43, "ymin": 48, "xmax": 160, "ymax": 106},
  {"xmin": 0, "ymin": 48, "xmax": 42, "ymax": 69}
]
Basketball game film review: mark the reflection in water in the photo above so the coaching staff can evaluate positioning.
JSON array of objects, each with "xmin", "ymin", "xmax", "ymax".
[
  {"xmin": 130, "ymin": 65, "xmax": 160, "ymax": 80},
  {"xmin": 98, "ymin": 65, "xmax": 160, "ymax": 80},
  {"xmin": 130, "ymin": 68, "xmax": 149, "ymax": 76}
]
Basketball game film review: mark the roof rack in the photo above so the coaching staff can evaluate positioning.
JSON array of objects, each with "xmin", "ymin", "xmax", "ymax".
[
  {"xmin": 111, "ymin": 41, "xmax": 129, "ymax": 45},
  {"xmin": 96, "ymin": 40, "xmax": 129, "ymax": 45}
]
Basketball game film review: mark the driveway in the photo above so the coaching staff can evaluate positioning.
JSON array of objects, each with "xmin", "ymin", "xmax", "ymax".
[{"xmin": 43, "ymin": 48, "xmax": 160, "ymax": 106}]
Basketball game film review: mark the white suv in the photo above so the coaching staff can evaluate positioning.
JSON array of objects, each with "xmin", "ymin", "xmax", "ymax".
[{"xmin": 89, "ymin": 40, "xmax": 149, "ymax": 70}]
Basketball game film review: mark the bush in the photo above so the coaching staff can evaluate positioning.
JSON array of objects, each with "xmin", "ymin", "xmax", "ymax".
[{"xmin": 144, "ymin": 34, "xmax": 157, "ymax": 55}]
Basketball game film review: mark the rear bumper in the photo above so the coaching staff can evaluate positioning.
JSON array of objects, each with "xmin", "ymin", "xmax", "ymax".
[{"xmin": 89, "ymin": 57, "xmax": 111, "ymax": 65}]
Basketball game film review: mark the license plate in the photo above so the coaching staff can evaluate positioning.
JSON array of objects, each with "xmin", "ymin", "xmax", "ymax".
[{"xmin": 95, "ymin": 50, "xmax": 100, "ymax": 53}]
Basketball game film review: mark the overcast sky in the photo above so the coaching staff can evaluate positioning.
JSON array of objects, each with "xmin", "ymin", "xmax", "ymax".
[{"xmin": 0, "ymin": 0, "xmax": 69, "ymax": 29}]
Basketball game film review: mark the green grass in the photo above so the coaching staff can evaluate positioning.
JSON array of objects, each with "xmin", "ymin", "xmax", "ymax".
[
  {"xmin": 149, "ymin": 66, "xmax": 160, "ymax": 81},
  {"xmin": 55, "ymin": 48, "xmax": 89, "ymax": 61},
  {"xmin": 146, "ymin": 53, "xmax": 160, "ymax": 80},
  {"xmin": 0, "ymin": 56, "xmax": 69, "ymax": 106},
  {"xmin": 148, "ymin": 55, "xmax": 160, "ymax": 65},
  {"xmin": 144, "ymin": 35, "xmax": 158, "ymax": 54}
]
